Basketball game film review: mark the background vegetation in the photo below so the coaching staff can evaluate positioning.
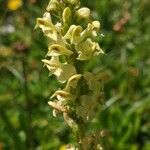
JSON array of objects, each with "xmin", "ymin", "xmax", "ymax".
[{"xmin": 0, "ymin": 0, "xmax": 150, "ymax": 149}]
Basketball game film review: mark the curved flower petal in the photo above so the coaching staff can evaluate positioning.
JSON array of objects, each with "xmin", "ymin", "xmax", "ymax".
[
  {"xmin": 48, "ymin": 101, "xmax": 68, "ymax": 112},
  {"xmin": 47, "ymin": 44, "xmax": 73, "ymax": 56},
  {"xmin": 65, "ymin": 74, "xmax": 82, "ymax": 90},
  {"xmin": 63, "ymin": 25, "xmax": 83, "ymax": 44},
  {"xmin": 42, "ymin": 56, "xmax": 61, "ymax": 74},
  {"xmin": 51, "ymin": 90, "xmax": 71, "ymax": 101},
  {"xmin": 63, "ymin": 25, "xmax": 76, "ymax": 40},
  {"xmin": 71, "ymin": 26, "xmax": 83, "ymax": 43}
]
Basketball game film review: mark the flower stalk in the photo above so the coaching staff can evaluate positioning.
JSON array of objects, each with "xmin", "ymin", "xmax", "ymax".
[{"xmin": 36, "ymin": 0, "xmax": 105, "ymax": 149}]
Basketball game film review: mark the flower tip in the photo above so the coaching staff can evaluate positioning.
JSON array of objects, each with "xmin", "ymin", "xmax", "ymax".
[
  {"xmin": 41, "ymin": 59, "xmax": 47, "ymax": 63},
  {"xmin": 48, "ymin": 101, "xmax": 68, "ymax": 112},
  {"xmin": 100, "ymin": 33, "xmax": 105, "ymax": 37},
  {"xmin": 48, "ymin": 101, "xmax": 52, "ymax": 105}
]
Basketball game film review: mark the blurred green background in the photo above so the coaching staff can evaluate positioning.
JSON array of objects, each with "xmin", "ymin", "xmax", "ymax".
[{"xmin": 0, "ymin": 0, "xmax": 150, "ymax": 149}]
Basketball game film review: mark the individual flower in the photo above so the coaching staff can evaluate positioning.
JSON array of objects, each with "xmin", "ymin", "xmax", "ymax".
[
  {"xmin": 36, "ymin": 12, "xmax": 60, "ymax": 41},
  {"xmin": 63, "ymin": 20, "xmax": 101, "ymax": 45},
  {"xmin": 42, "ymin": 57, "xmax": 76, "ymax": 83},
  {"xmin": 63, "ymin": 25, "xmax": 83, "ymax": 44},
  {"xmin": 80, "ymin": 21, "xmax": 101, "ymax": 39},
  {"xmin": 75, "ymin": 38, "xmax": 103, "ymax": 60}
]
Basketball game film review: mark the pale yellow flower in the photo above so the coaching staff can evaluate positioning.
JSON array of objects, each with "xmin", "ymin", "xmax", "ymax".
[
  {"xmin": 80, "ymin": 21, "xmax": 101, "ymax": 39},
  {"xmin": 64, "ymin": 20, "xmax": 101, "ymax": 46},
  {"xmin": 7, "ymin": 0, "xmax": 22, "ymax": 11},
  {"xmin": 63, "ymin": 25, "xmax": 76, "ymax": 40},
  {"xmin": 63, "ymin": 25, "xmax": 83, "ymax": 44},
  {"xmin": 36, "ymin": 12, "xmax": 60, "ymax": 41},
  {"xmin": 75, "ymin": 38, "xmax": 103, "ymax": 60},
  {"xmin": 42, "ymin": 57, "xmax": 76, "ymax": 83}
]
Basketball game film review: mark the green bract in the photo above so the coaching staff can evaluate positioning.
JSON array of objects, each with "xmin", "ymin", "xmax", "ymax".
[{"xmin": 36, "ymin": 0, "xmax": 105, "ymax": 149}]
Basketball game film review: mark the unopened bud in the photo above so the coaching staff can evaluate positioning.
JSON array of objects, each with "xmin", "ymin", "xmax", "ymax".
[
  {"xmin": 63, "ymin": 7, "xmax": 72, "ymax": 24},
  {"xmin": 77, "ymin": 7, "xmax": 91, "ymax": 20},
  {"xmin": 92, "ymin": 21, "xmax": 101, "ymax": 31},
  {"xmin": 46, "ymin": 0, "xmax": 61, "ymax": 12},
  {"xmin": 67, "ymin": 0, "xmax": 80, "ymax": 6}
]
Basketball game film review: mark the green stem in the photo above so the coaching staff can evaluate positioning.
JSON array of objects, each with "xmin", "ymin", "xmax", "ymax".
[
  {"xmin": 77, "ymin": 119, "xmax": 85, "ymax": 150},
  {"xmin": 68, "ymin": 112, "xmax": 85, "ymax": 150}
]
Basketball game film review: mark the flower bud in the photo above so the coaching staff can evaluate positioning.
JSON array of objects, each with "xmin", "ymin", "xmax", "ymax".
[
  {"xmin": 63, "ymin": 7, "xmax": 72, "ymax": 24},
  {"xmin": 66, "ymin": 0, "xmax": 80, "ymax": 6},
  {"xmin": 92, "ymin": 20, "xmax": 101, "ymax": 30},
  {"xmin": 46, "ymin": 0, "xmax": 62, "ymax": 12},
  {"xmin": 77, "ymin": 7, "xmax": 91, "ymax": 20}
]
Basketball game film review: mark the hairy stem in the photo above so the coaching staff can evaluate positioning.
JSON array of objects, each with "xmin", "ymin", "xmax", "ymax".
[{"xmin": 77, "ymin": 119, "xmax": 85, "ymax": 150}]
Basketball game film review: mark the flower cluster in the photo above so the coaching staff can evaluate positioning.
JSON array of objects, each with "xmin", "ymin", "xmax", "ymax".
[{"xmin": 36, "ymin": 0, "xmax": 104, "ymax": 149}]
